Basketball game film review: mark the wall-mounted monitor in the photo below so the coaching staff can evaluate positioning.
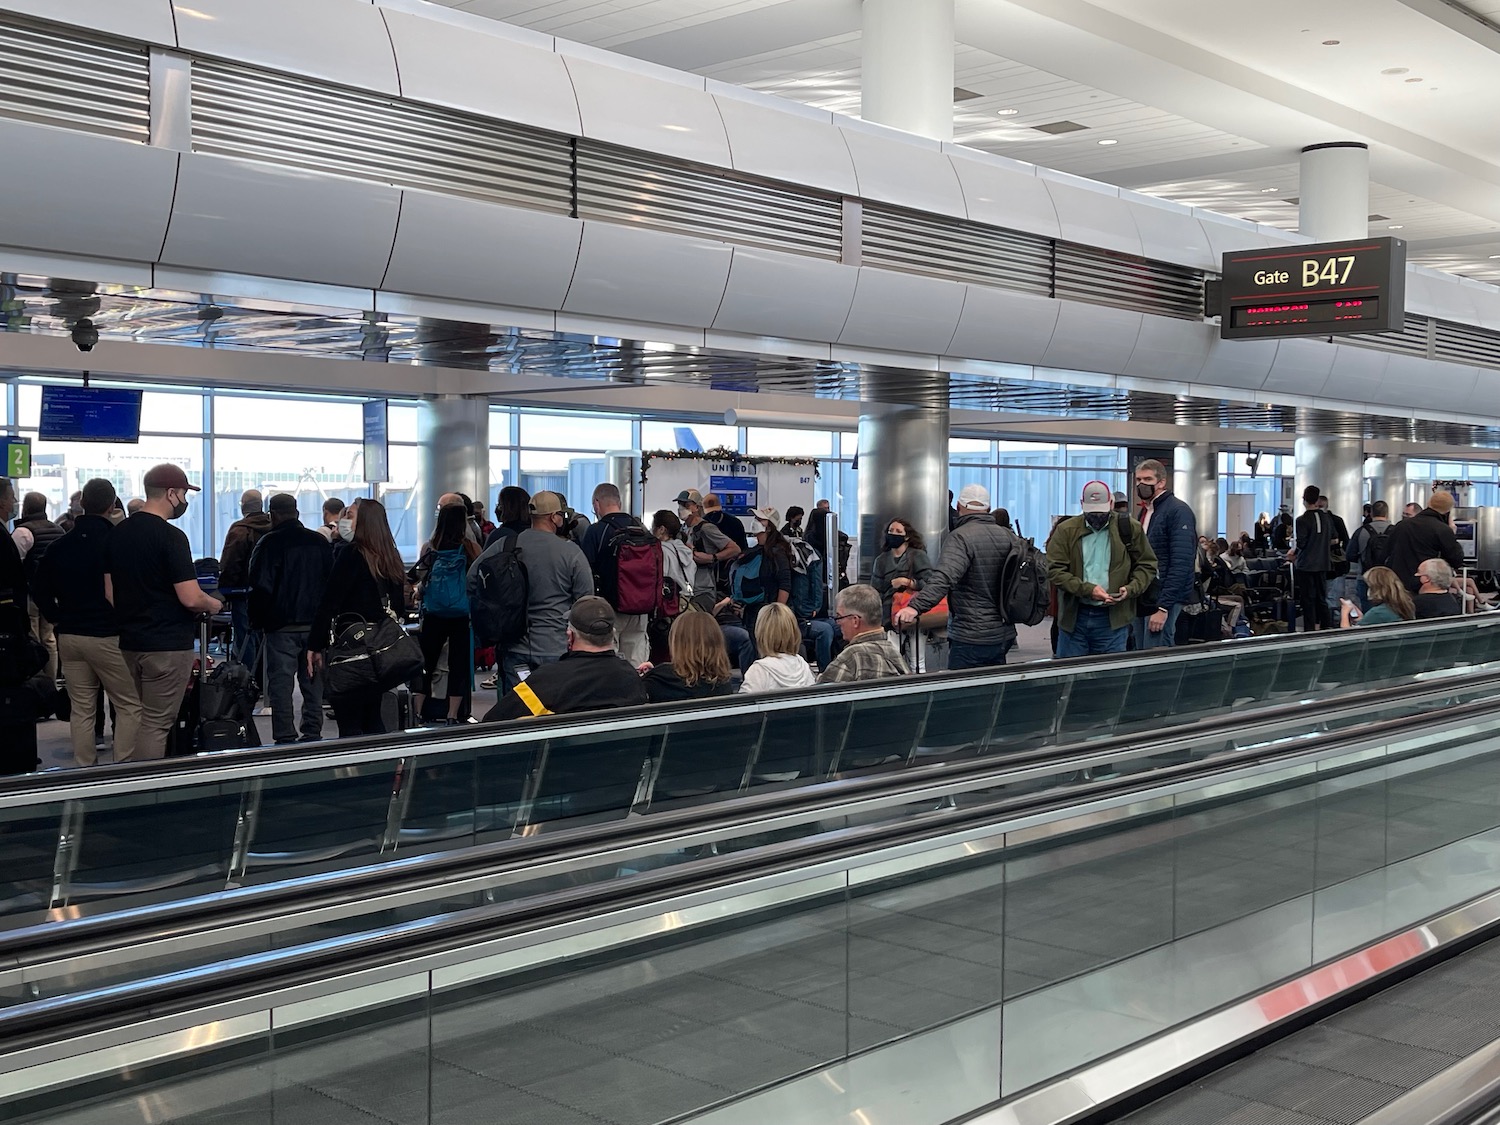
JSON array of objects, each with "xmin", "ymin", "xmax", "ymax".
[{"xmin": 38, "ymin": 386, "xmax": 142, "ymax": 443}]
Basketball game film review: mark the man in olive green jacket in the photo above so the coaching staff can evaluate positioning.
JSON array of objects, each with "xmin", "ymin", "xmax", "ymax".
[{"xmin": 1047, "ymin": 481, "xmax": 1158, "ymax": 657}]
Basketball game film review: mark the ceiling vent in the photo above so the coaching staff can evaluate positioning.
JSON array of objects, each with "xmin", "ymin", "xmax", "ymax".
[
  {"xmin": 1032, "ymin": 120, "xmax": 1088, "ymax": 135},
  {"xmin": 953, "ymin": 87, "xmax": 983, "ymax": 102}
]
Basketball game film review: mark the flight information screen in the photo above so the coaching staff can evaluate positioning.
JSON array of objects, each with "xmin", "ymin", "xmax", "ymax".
[
  {"xmin": 39, "ymin": 386, "xmax": 142, "ymax": 443},
  {"xmin": 1231, "ymin": 297, "xmax": 1381, "ymax": 330}
]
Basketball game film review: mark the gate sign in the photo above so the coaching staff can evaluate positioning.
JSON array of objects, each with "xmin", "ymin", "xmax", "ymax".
[
  {"xmin": 1, "ymin": 438, "xmax": 30, "ymax": 480},
  {"xmin": 1219, "ymin": 236, "xmax": 1405, "ymax": 340}
]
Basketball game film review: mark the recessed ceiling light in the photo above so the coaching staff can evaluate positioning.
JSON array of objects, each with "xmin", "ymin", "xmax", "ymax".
[
  {"xmin": 1388, "ymin": 224, "xmax": 1404, "ymax": 229},
  {"xmin": 1097, "ymin": 138, "xmax": 1118, "ymax": 145},
  {"xmin": 1260, "ymin": 187, "xmax": 1279, "ymax": 193},
  {"xmin": 996, "ymin": 108, "xmax": 1019, "ymax": 116},
  {"xmin": 1322, "ymin": 39, "xmax": 1340, "ymax": 45},
  {"xmin": 1381, "ymin": 67, "xmax": 1409, "ymax": 75},
  {"xmin": 1405, "ymin": 77, "xmax": 1424, "ymax": 83},
  {"xmin": 1489, "ymin": 255, "xmax": 1500, "ymax": 259}
]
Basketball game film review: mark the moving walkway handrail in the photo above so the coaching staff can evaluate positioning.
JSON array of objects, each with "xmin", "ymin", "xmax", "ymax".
[
  {"xmin": 3, "ymin": 674, "xmax": 1496, "ymax": 1041},
  {"xmin": 3, "ymin": 667, "xmax": 1489, "ymax": 969},
  {"xmin": 2, "ymin": 612, "xmax": 1496, "ymax": 804}
]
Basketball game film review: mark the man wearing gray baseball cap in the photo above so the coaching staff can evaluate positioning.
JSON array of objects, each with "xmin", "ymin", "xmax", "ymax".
[{"xmin": 1046, "ymin": 480, "xmax": 1156, "ymax": 658}]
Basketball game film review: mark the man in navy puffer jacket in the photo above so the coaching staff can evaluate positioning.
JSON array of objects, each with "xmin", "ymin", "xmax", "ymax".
[{"xmin": 1132, "ymin": 459, "xmax": 1198, "ymax": 649}]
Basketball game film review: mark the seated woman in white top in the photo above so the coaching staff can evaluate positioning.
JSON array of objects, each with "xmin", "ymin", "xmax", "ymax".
[{"xmin": 740, "ymin": 602, "xmax": 816, "ymax": 693}]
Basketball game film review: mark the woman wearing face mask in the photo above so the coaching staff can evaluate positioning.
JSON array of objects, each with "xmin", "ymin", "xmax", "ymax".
[
  {"xmin": 308, "ymin": 499, "xmax": 411, "ymax": 737},
  {"xmin": 870, "ymin": 518, "xmax": 933, "ymax": 628}
]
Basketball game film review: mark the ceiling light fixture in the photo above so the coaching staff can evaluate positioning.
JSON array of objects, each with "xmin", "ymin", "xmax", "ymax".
[
  {"xmin": 996, "ymin": 108, "xmax": 1019, "ymax": 116},
  {"xmin": 1097, "ymin": 138, "xmax": 1118, "ymax": 145},
  {"xmin": 1388, "ymin": 224, "xmax": 1404, "ymax": 229},
  {"xmin": 1260, "ymin": 187, "xmax": 1279, "ymax": 193},
  {"xmin": 1405, "ymin": 77, "xmax": 1424, "ymax": 83},
  {"xmin": 1322, "ymin": 39, "xmax": 1340, "ymax": 45},
  {"xmin": 1489, "ymin": 255, "xmax": 1500, "ymax": 259},
  {"xmin": 1381, "ymin": 67, "xmax": 1409, "ymax": 75}
]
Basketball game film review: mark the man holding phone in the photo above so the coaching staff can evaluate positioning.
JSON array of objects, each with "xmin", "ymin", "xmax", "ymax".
[{"xmin": 1046, "ymin": 480, "xmax": 1158, "ymax": 658}]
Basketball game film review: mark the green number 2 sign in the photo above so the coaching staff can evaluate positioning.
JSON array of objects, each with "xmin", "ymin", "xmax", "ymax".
[{"xmin": 3, "ymin": 440, "xmax": 30, "ymax": 479}]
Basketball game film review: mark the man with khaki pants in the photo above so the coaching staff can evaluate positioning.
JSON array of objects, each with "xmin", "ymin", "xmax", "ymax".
[
  {"xmin": 31, "ymin": 479, "xmax": 144, "ymax": 765},
  {"xmin": 105, "ymin": 464, "xmax": 221, "ymax": 760}
]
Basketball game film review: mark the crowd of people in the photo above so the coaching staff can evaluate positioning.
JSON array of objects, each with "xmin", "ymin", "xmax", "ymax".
[{"xmin": 0, "ymin": 455, "xmax": 1487, "ymax": 772}]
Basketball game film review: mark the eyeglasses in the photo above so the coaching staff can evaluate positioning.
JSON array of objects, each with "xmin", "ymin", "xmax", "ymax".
[{"xmin": 832, "ymin": 613, "xmax": 860, "ymax": 624}]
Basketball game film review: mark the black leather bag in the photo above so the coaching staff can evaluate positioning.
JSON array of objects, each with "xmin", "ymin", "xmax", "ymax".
[{"xmin": 324, "ymin": 601, "xmax": 423, "ymax": 697}]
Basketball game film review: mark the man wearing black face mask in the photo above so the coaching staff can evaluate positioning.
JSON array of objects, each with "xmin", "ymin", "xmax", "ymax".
[
  {"xmin": 1132, "ymin": 458, "xmax": 1198, "ymax": 649},
  {"xmin": 106, "ymin": 463, "xmax": 222, "ymax": 759},
  {"xmin": 1047, "ymin": 481, "xmax": 1157, "ymax": 657}
]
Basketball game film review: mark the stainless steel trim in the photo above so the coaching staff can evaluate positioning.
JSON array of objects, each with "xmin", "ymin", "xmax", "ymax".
[
  {"xmin": 1359, "ymin": 1038, "xmax": 1500, "ymax": 1125},
  {"xmin": 960, "ymin": 886, "xmax": 1500, "ymax": 1125},
  {"xmin": 272, "ymin": 971, "xmax": 428, "ymax": 1030},
  {"xmin": 429, "ymin": 870, "xmax": 848, "ymax": 990},
  {"xmin": 148, "ymin": 48, "xmax": 191, "ymax": 151},
  {"xmin": 0, "ymin": 1013, "xmax": 268, "ymax": 1097}
]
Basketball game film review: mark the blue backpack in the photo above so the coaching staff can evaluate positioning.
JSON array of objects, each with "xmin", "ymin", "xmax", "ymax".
[
  {"xmin": 789, "ymin": 541, "xmax": 825, "ymax": 619},
  {"xmin": 731, "ymin": 551, "xmax": 767, "ymax": 606},
  {"xmin": 422, "ymin": 548, "xmax": 470, "ymax": 617}
]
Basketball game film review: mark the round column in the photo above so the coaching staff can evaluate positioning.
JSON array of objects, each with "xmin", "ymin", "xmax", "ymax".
[
  {"xmin": 1366, "ymin": 455, "xmax": 1407, "ymax": 518},
  {"xmin": 1294, "ymin": 433, "xmax": 1364, "ymax": 528},
  {"xmin": 857, "ymin": 372, "xmax": 950, "ymax": 580},
  {"xmin": 419, "ymin": 395, "xmax": 489, "ymax": 540},
  {"xmin": 1173, "ymin": 443, "xmax": 1219, "ymax": 540},
  {"xmin": 1298, "ymin": 143, "xmax": 1369, "ymax": 242},
  {"xmin": 861, "ymin": 0, "xmax": 955, "ymax": 142}
]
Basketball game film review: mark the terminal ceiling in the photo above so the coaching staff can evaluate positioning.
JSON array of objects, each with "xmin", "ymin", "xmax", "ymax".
[
  {"xmin": 6, "ymin": 275, "xmax": 1500, "ymax": 452},
  {"xmin": 433, "ymin": 0, "xmax": 1500, "ymax": 283}
]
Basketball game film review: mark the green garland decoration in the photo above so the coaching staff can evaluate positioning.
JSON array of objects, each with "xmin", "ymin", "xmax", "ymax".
[{"xmin": 640, "ymin": 447, "xmax": 820, "ymax": 483}]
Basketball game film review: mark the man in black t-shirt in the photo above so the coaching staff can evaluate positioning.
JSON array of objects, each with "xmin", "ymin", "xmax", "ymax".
[{"xmin": 106, "ymin": 463, "xmax": 222, "ymax": 760}]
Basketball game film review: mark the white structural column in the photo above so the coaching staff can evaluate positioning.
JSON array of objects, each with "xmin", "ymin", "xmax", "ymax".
[
  {"xmin": 418, "ymin": 395, "xmax": 489, "ymax": 540},
  {"xmin": 861, "ymin": 0, "xmax": 955, "ymax": 142},
  {"xmin": 857, "ymin": 372, "xmax": 950, "ymax": 579},
  {"xmin": 1366, "ymin": 455, "xmax": 1408, "ymax": 517},
  {"xmin": 1173, "ymin": 443, "xmax": 1219, "ymax": 538},
  {"xmin": 1298, "ymin": 143, "xmax": 1370, "ymax": 242},
  {"xmin": 1295, "ymin": 434, "xmax": 1364, "ymax": 530}
]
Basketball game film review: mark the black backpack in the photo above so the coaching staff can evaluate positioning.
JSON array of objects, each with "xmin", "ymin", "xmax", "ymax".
[
  {"xmin": 998, "ymin": 532, "xmax": 1050, "ymax": 627},
  {"xmin": 468, "ymin": 535, "xmax": 529, "ymax": 648},
  {"xmin": 1362, "ymin": 525, "xmax": 1392, "ymax": 568}
]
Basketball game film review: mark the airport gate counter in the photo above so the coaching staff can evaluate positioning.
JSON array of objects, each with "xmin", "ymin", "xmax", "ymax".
[{"xmin": 1, "ymin": 616, "xmax": 1500, "ymax": 1124}]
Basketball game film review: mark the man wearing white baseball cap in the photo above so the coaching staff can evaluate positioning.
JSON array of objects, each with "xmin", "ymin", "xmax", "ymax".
[
  {"xmin": 1046, "ymin": 480, "xmax": 1157, "ymax": 657},
  {"xmin": 894, "ymin": 483, "xmax": 1018, "ymax": 669}
]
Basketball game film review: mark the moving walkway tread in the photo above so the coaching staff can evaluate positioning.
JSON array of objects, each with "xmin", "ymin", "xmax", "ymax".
[{"xmin": 1117, "ymin": 931, "xmax": 1500, "ymax": 1125}]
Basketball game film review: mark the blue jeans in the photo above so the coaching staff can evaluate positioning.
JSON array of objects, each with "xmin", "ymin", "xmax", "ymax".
[
  {"xmin": 802, "ymin": 619, "xmax": 836, "ymax": 670},
  {"xmin": 1056, "ymin": 604, "xmax": 1129, "ymax": 658},
  {"xmin": 1133, "ymin": 602, "xmax": 1183, "ymax": 650},
  {"xmin": 263, "ymin": 629, "xmax": 322, "ymax": 743},
  {"xmin": 229, "ymin": 596, "xmax": 261, "ymax": 676},
  {"xmin": 721, "ymin": 624, "xmax": 753, "ymax": 673},
  {"xmin": 948, "ymin": 638, "xmax": 1012, "ymax": 670}
]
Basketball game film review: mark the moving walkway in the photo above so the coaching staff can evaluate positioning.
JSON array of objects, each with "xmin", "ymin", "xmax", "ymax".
[{"xmin": 4, "ymin": 616, "xmax": 1500, "ymax": 1124}]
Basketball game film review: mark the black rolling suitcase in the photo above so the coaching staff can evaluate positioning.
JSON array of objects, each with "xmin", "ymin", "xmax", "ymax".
[{"xmin": 166, "ymin": 618, "xmax": 261, "ymax": 756}]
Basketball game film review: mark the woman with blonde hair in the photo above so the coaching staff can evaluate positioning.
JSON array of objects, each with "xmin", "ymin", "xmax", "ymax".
[
  {"xmin": 641, "ymin": 610, "xmax": 736, "ymax": 702},
  {"xmin": 740, "ymin": 602, "xmax": 815, "ymax": 693},
  {"xmin": 1341, "ymin": 565, "xmax": 1414, "ymax": 627}
]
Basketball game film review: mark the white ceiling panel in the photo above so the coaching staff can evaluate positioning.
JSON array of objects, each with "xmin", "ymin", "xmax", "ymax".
[{"xmin": 430, "ymin": 0, "xmax": 1500, "ymax": 286}]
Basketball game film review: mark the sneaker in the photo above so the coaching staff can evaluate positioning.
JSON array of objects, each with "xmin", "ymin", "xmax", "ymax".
[{"xmin": 480, "ymin": 676, "xmax": 498, "ymax": 690}]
